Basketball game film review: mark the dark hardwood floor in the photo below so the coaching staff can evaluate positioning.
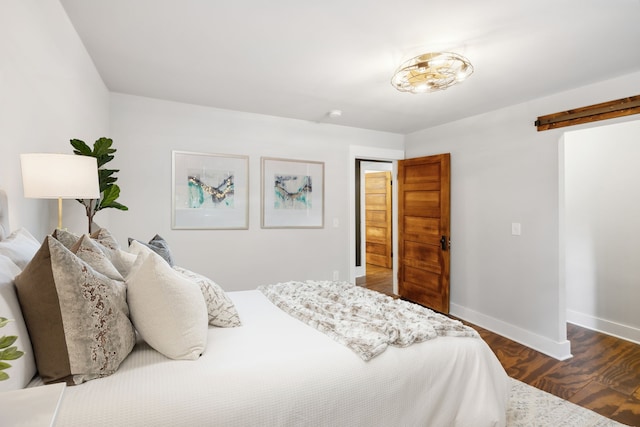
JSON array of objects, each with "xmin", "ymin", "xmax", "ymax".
[{"xmin": 357, "ymin": 264, "xmax": 640, "ymax": 426}]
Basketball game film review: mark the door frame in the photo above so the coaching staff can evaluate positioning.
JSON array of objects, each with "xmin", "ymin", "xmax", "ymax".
[{"xmin": 349, "ymin": 146, "xmax": 404, "ymax": 292}]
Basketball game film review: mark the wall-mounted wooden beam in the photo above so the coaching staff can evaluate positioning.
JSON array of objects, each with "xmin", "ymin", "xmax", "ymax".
[{"xmin": 535, "ymin": 95, "xmax": 640, "ymax": 131}]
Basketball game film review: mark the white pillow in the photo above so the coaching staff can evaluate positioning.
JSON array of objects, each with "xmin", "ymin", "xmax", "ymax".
[
  {"xmin": 126, "ymin": 241, "xmax": 208, "ymax": 360},
  {"xmin": 0, "ymin": 228, "xmax": 40, "ymax": 269},
  {"xmin": 0, "ymin": 255, "xmax": 36, "ymax": 391}
]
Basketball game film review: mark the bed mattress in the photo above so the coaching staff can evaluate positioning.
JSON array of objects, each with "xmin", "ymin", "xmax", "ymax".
[{"xmin": 45, "ymin": 290, "xmax": 509, "ymax": 427}]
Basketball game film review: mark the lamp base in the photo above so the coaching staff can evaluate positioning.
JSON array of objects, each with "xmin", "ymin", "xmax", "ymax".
[{"xmin": 57, "ymin": 197, "xmax": 62, "ymax": 229}]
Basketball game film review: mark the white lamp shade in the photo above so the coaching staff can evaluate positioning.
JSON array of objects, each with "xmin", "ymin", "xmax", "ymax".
[{"xmin": 20, "ymin": 153, "xmax": 100, "ymax": 199}]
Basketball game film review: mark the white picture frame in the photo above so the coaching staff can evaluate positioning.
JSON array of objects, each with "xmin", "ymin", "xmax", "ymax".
[
  {"xmin": 172, "ymin": 150, "xmax": 249, "ymax": 229},
  {"xmin": 261, "ymin": 157, "xmax": 324, "ymax": 228}
]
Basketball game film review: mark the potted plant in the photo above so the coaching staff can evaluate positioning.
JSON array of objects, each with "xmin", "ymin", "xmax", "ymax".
[
  {"xmin": 71, "ymin": 137, "xmax": 128, "ymax": 233},
  {"xmin": 0, "ymin": 318, "xmax": 24, "ymax": 381}
]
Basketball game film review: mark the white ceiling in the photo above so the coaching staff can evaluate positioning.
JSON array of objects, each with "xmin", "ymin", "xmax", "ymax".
[{"xmin": 59, "ymin": 0, "xmax": 640, "ymax": 134}]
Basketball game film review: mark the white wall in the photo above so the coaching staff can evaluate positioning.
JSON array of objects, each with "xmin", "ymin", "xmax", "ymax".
[
  {"xmin": 107, "ymin": 93, "xmax": 404, "ymax": 291},
  {"xmin": 404, "ymin": 71, "xmax": 640, "ymax": 359},
  {"xmin": 0, "ymin": 0, "xmax": 109, "ymax": 238},
  {"xmin": 563, "ymin": 120, "xmax": 640, "ymax": 343}
]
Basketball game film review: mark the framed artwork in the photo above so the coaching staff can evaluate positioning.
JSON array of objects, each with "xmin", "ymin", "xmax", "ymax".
[
  {"xmin": 261, "ymin": 157, "xmax": 324, "ymax": 228},
  {"xmin": 172, "ymin": 150, "xmax": 249, "ymax": 229}
]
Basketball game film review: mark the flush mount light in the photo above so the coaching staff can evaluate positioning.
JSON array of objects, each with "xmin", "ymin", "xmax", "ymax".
[{"xmin": 391, "ymin": 52, "xmax": 474, "ymax": 94}]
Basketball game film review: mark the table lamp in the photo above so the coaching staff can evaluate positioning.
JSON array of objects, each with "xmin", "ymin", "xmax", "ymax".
[{"xmin": 20, "ymin": 153, "xmax": 100, "ymax": 229}]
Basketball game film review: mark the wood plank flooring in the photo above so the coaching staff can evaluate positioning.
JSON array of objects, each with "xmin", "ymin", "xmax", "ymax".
[{"xmin": 356, "ymin": 264, "xmax": 640, "ymax": 426}]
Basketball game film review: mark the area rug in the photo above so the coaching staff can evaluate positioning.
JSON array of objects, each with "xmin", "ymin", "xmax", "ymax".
[{"xmin": 507, "ymin": 378, "xmax": 629, "ymax": 427}]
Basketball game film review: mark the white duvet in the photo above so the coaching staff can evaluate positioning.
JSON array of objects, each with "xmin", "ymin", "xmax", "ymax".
[{"xmin": 50, "ymin": 290, "xmax": 510, "ymax": 427}]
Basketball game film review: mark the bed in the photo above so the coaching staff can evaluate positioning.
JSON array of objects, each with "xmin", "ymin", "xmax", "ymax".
[{"xmin": 0, "ymin": 190, "xmax": 510, "ymax": 427}]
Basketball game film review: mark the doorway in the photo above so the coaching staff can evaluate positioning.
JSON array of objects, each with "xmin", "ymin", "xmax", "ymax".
[
  {"xmin": 356, "ymin": 161, "xmax": 393, "ymax": 294},
  {"xmin": 358, "ymin": 161, "xmax": 393, "ymax": 267},
  {"xmin": 561, "ymin": 119, "xmax": 640, "ymax": 343},
  {"xmin": 348, "ymin": 146, "xmax": 404, "ymax": 290}
]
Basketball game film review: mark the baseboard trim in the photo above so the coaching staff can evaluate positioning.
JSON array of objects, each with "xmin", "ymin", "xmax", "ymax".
[
  {"xmin": 450, "ymin": 303, "xmax": 573, "ymax": 361},
  {"xmin": 567, "ymin": 310, "xmax": 640, "ymax": 345}
]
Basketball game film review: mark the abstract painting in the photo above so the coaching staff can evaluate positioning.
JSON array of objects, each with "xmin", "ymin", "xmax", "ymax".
[
  {"xmin": 273, "ymin": 174, "xmax": 312, "ymax": 209},
  {"xmin": 261, "ymin": 157, "xmax": 324, "ymax": 228},
  {"xmin": 187, "ymin": 172, "xmax": 235, "ymax": 208},
  {"xmin": 172, "ymin": 151, "xmax": 249, "ymax": 229}
]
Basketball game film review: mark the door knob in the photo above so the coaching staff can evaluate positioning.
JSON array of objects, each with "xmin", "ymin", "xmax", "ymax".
[{"xmin": 440, "ymin": 235, "xmax": 448, "ymax": 251}]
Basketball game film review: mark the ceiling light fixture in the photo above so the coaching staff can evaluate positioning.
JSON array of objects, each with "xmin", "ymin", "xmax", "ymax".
[{"xmin": 391, "ymin": 52, "xmax": 474, "ymax": 94}]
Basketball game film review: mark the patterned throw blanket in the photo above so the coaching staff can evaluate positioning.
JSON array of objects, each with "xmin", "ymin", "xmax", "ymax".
[{"xmin": 258, "ymin": 280, "xmax": 479, "ymax": 361}]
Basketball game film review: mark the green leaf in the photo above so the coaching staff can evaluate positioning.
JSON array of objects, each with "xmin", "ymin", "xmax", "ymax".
[
  {"xmin": 101, "ymin": 184, "xmax": 120, "ymax": 206},
  {"xmin": 0, "ymin": 335, "xmax": 17, "ymax": 349},
  {"xmin": 99, "ymin": 168, "xmax": 118, "ymax": 178},
  {"xmin": 99, "ymin": 173, "xmax": 118, "ymax": 193},
  {"xmin": 99, "ymin": 169, "xmax": 118, "ymax": 183},
  {"xmin": 70, "ymin": 139, "xmax": 92, "ymax": 156},
  {"xmin": 106, "ymin": 201, "xmax": 129, "ymax": 211},
  {"xmin": 93, "ymin": 138, "xmax": 116, "ymax": 167},
  {"xmin": 93, "ymin": 137, "xmax": 114, "ymax": 156},
  {"xmin": 0, "ymin": 347, "xmax": 24, "ymax": 360},
  {"xmin": 0, "ymin": 361, "xmax": 11, "ymax": 370},
  {"xmin": 97, "ymin": 155, "xmax": 115, "ymax": 168},
  {"xmin": 0, "ymin": 318, "xmax": 10, "ymax": 328},
  {"xmin": 0, "ymin": 371, "xmax": 9, "ymax": 381}
]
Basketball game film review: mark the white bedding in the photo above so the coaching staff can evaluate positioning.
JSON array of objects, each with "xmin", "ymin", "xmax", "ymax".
[{"xmin": 42, "ymin": 290, "xmax": 509, "ymax": 427}]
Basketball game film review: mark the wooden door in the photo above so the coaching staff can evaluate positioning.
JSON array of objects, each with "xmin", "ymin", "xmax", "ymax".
[
  {"xmin": 397, "ymin": 154, "xmax": 450, "ymax": 313},
  {"xmin": 365, "ymin": 171, "xmax": 392, "ymax": 268}
]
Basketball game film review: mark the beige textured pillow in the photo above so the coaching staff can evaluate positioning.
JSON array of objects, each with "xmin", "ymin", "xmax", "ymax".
[
  {"xmin": 71, "ymin": 235, "xmax": 123, "ymax": 281},
  {"xmin": 90, "ymin": 228, "xmax": 120, "ymax": 250},
  {"xmin": 52, "ymin": 228, "xmax": 80, "ymax": 249},
  {"xmin": 14, "ymin": 236, "xmax": 135, "ymax": 385},
  {"xmin": 174, "ymin": 266, "xmax": 241, "ymax": 327},
  {"xmin": 90, "ymin": 228, "xmax": 136, "ymax": 276},
  {"xmin": 127, "ymin": 242, "xmax": 208, "ymax": 360}
]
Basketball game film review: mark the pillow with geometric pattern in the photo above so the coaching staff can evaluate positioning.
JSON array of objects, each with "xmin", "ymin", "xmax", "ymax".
[{"xmin": 173, "ymin": 266, "xmax": 241, "ymax": 328}]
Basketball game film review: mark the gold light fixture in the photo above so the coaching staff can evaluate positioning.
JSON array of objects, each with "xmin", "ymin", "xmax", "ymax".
[{"xmin": 391, "ymin": 52, "xmax": 474, "ymax": 94}]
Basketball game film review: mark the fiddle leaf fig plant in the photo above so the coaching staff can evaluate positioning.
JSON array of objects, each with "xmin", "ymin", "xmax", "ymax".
[
  {"xmin": 71, "ymin": 137, "xmax": 128, "ymax": 233},
  {"xmin": 0, "ymin": 317, "xmax": 24, "ymax": 381}
]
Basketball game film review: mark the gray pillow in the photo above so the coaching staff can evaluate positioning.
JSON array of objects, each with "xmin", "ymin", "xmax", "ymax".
[{"xmin": 128, "ymin": 234, "xmax": 174, "ymax": 266}]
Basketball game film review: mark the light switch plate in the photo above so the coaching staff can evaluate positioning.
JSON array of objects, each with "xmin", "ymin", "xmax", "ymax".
[{"xmin": 511, "ymin": 222, "xmax": 521, "ymax": 236}]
